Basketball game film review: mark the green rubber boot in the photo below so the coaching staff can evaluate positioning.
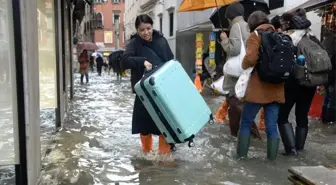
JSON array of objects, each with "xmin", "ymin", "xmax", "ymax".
[
  {"xmin": 237, "ymin": 134, "xmax": 250, "ymax": 159},
  {"xmin": 267, "ymin": 138, "xmax": 280, "ymax": 161}
]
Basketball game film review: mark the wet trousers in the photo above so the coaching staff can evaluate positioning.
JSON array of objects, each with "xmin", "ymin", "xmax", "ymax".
[
  {"xmin": 278, "ymin": 81, "xmax": 316, "ymax": 128},
  {"xmin": 216, "ymin": 99, "xmax": 265, "ymax": 130},
  {"xmin": 80, "ymin": 73, "xmax": 89, "ymax": 83},
  {"xmin": 140, "ymin": 134, "xmax": 171, "ymax": 154},
  {"xmin": 240, "ymin": 102, "xmax": 279, "ymax": 138},
  {"xmin": 322, "ymin": 85, "xmax": 335, "ymax": 123},
  {"xmin": 90, "ymin": 63, "xmax": 94, "ymax": 72},
  {"xmin": 97, "ymin": 66, "xmax": 102, "ymax": 76}
]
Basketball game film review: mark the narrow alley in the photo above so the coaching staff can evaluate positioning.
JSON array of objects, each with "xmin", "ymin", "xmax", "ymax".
[{"xmin": 38, "ymin": 72, "xmax": 336, "ymax": 185}]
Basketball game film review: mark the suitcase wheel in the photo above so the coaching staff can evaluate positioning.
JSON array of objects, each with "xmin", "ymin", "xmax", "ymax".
[
  {"xmin": 170, "ymin": 144, "xmax": 177, "ymax": 151},
  {"xmin": 188, "ymin": 141, "xmax": 195, "ymax": 148},
  {"xmin": 209, "ymin": 114, "xmax": 215, "ymax": 124},
  {"xmin": 149, "ymin": 77, "xmax": 156, "ymax": 86}
]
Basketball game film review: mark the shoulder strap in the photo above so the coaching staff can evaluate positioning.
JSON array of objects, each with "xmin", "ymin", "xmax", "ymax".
[{"xmin": 235, "ymin": 23, "xmax": 243, "ymax": 42}]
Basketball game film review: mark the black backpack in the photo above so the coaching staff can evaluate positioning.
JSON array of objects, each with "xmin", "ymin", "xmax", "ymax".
[{"xmin": 255, "ymin": 30, "xmax": 296, "ymax": 84}]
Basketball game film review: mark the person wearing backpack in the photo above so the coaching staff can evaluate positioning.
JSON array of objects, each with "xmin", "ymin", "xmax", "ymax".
[
  {"xmin": 277, "ymin": 12, "xmax": 332, "ymax": 156},
  {"xmin": 236, "ymin": 11, "xmax": 289, "ymax": 161},
  {"xmin": 217, "ymin": 2, "xmax": 264, "ymax": 139},
  {"xmin": 321, "ymin": 31, "xmax": 336, "ymax": 124}
]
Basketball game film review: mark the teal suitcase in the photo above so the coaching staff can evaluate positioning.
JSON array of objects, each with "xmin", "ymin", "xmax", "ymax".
[{"xmin": 134, "ymin": 60, "xmax": 213, "ymax": 150}]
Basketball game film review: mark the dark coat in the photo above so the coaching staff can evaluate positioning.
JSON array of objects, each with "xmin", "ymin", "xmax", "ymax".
[
  {"xmin": 121, "ymin": 30, "xmax": 174, "ymax": 135},
  {"xmin": 96, "ymin": 56, "xmax": 104, "ymax": 68}
]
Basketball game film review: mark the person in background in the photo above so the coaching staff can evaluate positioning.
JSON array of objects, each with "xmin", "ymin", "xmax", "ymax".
[
  {"xmin": 237, "ymin": 11, "xmax": 283, "ymax": 161},
  {"xmin": 78, "ymin": 49, "xmax": 89, "ymax": 84},
  {"xmin": 278, "ymin": 9, "xmax": 320, "ymax": 156},
  {"xmin": 89, "ymin": 55, "xmax": 95, "ymax": 72},
  {"xmin": 321, "ymin": 31, "xmax": 336, "ymax": 124},
  {"xmin": 121, "ymin": 14, "xmax": 174, "ymax": 155},
  {"xmin": 200, "ymin": 48, "xmax": 211, "ymax": 84},
  {"xmin": 96, "ymin": 55, "xmax": 104, "ymax": 76},
  {"xmin": 217, "ymin": 2, "xmax": 250, "ymax": 134},
  {"xmin": 271, "ymin": 15, "xmax": 282, "ymax": 32},
  {"xmin": 216, "ymin": 2, "xmax": 264, "ymax": 135}
]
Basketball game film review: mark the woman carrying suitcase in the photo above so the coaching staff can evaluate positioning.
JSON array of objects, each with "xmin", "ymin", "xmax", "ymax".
[{"xmin": 121, "ymin": 14, "xmax": 174, "ymax": 155}]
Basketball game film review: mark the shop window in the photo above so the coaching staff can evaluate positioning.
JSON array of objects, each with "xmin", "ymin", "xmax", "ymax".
[
  {"xmin": 269, "ymin": 0, "xmax": 284, "ymax": 10},
  {"xmin": 93, "ymin": 12, "xmax": 104, "ymax": 28},
  {"xmin": 169, "ymin": 11, "xmax": 174, "ymax": 37}
]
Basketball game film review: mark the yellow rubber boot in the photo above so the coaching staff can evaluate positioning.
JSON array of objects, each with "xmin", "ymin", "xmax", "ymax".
[
  {"xmin": 140, "ymin": 134, "xmax": 153, "ymax": 153},
  {"xmin": 159, "ymin": 135, "xmax": 171, "ymax": 155}
]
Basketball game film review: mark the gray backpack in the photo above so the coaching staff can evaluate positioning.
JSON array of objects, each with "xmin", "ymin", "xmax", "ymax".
[{"xmin": 294, "ymin": 35, "xmax": 332, "ymax": 87}]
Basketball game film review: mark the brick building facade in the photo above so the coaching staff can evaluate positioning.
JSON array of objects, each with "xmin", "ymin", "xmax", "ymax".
[{"xmin": 93, "ymin": 0, "xmax": 125, "ymax": 52}]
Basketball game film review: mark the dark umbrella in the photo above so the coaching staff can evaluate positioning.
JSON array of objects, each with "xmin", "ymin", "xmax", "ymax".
[
  {"xmin": 210, "ymin": 0, "xmax": 270, "ymax": 29},
  {"xmin": 108, "ymin": 50, "xmax": 125, "ymax": 73},
  {"xmin": 108, "ymin": 50, "xmax": 124, "ymax": 62}
]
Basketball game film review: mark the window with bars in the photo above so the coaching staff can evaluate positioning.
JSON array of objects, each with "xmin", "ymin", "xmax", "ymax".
[
  {"xmin": 112, "ymin": 0, "xmax": 120, "ymax": 4},
  {"xmin": 113, "ymin": 14, "xmax": 120, "ymax": 24},
  {"xmin": 92, "ymin": 12, "xmax": 104, "ymax": 28}
]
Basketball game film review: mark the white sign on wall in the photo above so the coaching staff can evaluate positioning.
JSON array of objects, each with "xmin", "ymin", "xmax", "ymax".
[{"xmin": 104, "ymin": 31, "xmax": 113, "ymax": 43}]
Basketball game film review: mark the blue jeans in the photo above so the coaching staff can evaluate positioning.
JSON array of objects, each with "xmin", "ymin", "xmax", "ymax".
[{"xmin": 240, "ymin": 102, "xmax": 280, "ymax": 138}]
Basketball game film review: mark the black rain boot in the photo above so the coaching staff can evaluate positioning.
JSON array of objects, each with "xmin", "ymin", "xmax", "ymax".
[
  {"xmin": 295, "ymin": 127, "xmax": 308, "ymax": 151},
  {"xmin": 322, "ymin": 105, "xmax": 328, "ymax": 124},
  {"xmin": 267, "ymin": 138, "xmax": 279, "ymax": 161},
  {"xmin": 236, "ymin": 134, "xmax": 250, "ymax": 159},
  {"xmin": 278, "ymin": 123, "xmax": 298, "ymax": 156}
]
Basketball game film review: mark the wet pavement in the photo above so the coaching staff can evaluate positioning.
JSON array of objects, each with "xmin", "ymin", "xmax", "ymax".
[{"xmin": 35, "ymin": 72, "xmax": 336, "ymax": 185}]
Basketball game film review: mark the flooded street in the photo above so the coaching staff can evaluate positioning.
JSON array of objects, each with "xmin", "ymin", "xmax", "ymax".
[{"xmin": 29, "ymin": 72, "xmax": 336, "ymax": 185}]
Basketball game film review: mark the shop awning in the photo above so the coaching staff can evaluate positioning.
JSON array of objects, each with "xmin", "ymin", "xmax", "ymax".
[{"xmin": 289, "ymin": 0, "xmax": 336, "ymax": 12}]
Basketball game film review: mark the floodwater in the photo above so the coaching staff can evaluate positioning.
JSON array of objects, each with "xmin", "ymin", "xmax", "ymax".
[
  {"xmin": 38, "ymin": 73, "xmax": 336, "ymax": 185},
  {"xmin": 1, "ymin": 72, "xmax": 336, "ymax": 185}
]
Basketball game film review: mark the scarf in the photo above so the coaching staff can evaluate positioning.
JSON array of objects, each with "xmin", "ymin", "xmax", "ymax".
[{"xmin": 288, "ymin": 29, "xmax": 316, "ymax": 46}]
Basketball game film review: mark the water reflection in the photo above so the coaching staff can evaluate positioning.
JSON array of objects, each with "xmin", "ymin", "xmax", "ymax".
[
  {"xmin": 0, "ymin": 0, "xmax": 17, "ymax": 166},
  {"xmin": 38, "ymin": 0, "xmax": 57, "ymax": 158}
]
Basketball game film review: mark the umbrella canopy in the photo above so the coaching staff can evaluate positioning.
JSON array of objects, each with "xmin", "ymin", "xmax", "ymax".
[
  {"xmin": 210, "ymin": 0, "xmax": 270, "ymax": 28},
  {"xmin": 91, "ymin": 52, "xmax": 103, "ymax": 57},
  {"xmin": 108, "ymin": 50, "xmax": 124, "ymax": 61},
  {"xmin": 76, "ymin": 42, "xmax": 99, "ymax": 52},
  {"xmin": 178, "ymin": 0, "xmax": 237, "ymax": 12}
]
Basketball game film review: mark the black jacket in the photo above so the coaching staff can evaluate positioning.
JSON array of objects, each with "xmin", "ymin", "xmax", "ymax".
[{"xmin": 121, "ymin": 30, "xmax": 174, "ymax": 92}]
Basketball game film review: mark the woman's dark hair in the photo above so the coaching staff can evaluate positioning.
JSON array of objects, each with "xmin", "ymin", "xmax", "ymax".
[
  {"xmin": 135, "ymin": 14, "xmax": 153, "ymax": 29},
  {"xmin": 281, "ymin": 8, "xmax": 307, "ymax": 22},
  {"xmin": 247, "ymin": 11, "xmax": 270, "ymax": 31},
  {"xmin": 271, "ymin": 15, "xmax": 281, "ymax": 29},
  {"xmin": 281, "ymin": 9, "xmax": 310, "ymax": 30},
  {"xmin": 295, "ymin": 8, "xmax": 307, "ymax": 18}
]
